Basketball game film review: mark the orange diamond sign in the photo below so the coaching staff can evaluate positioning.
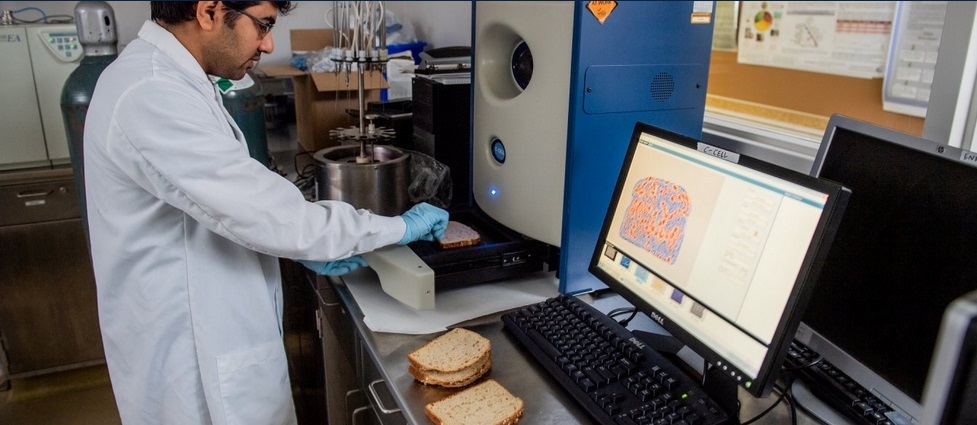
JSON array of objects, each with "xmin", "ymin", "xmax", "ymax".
[{"xmin": 587, "ymin": 1, "xmax": 617, "ymax": 25}]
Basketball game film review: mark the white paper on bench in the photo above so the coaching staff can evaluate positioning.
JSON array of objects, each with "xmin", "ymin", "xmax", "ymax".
[{"xmin": 342, "ymin": 267, "xmax": 559, "ymax": 334}]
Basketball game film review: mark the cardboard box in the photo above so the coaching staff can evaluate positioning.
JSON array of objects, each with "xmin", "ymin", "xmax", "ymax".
[{"xmin": 260, "ymin": 29, "xmax": 387, "ymax": 153}]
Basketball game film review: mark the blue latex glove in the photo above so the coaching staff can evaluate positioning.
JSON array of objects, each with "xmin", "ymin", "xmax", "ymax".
[
  {"xmin": 398, "ymin": 202, "xmax": 449, "ymax": 245},
  {"xmin": 298, "ymin": 256, "xmax": 367, "ymax": 276}
]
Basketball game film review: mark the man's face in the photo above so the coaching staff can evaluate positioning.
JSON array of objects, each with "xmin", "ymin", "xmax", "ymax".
[{"xmin": 207, "ymin": 2, "xmax": 276, "ymax": 80}]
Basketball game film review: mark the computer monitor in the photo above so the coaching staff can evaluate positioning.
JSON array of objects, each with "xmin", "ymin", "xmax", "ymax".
[
  {"xmin": 589, "ymin": 122, "xmax": 850, "ymax": 397},
  {"xmin": 921, "ymin": 290, "xmax": 977, "ymax": 425},
  {"xmin": 797, "ymin": 114, "xmax": 977, "ymax": 421}
]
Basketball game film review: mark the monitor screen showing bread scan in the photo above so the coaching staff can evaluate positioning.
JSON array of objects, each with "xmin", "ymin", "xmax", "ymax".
[{"xmin": 590, "ymin": 121, "xmax": 850, "ymax": 397}]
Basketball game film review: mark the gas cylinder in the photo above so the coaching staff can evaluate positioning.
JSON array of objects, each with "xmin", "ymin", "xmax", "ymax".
[
  {"xmin": 61, "ymin": 1, "xmax": 117, "ymax": 238},
  {"xmin": 217, "ymin": 72, "xmax": 271, "ymax": 166}
]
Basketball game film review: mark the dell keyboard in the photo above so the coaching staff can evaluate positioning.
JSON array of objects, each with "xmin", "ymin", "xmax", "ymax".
[
  {"xmin": 786, "ymin": 340, "xmax": 896, "ymax": 425},
  {"xmin": 502, "ymin": 295, "xmax": 730, "ymax": 425}
]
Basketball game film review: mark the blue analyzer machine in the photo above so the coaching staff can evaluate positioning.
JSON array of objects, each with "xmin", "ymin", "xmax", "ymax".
[{"xmin": 472, "ymin": 1, "xmax": 716, "ymax": 295}]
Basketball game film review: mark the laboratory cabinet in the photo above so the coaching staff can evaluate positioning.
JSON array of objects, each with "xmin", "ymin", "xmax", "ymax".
[
  {"xmin": 315, "ymin": 275, "xmax": 405, "ymax": 424},
  {"xmin": 356, "ymin": 331, "xmax": 407, "ymax": 425},
  {"xmin": 0, "ymin": 168, "xmax": 103, "ymax": 381}
]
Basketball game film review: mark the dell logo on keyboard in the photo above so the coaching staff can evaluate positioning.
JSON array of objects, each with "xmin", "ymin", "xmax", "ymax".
[{"xmin": 629, "ymin": 337, "xmax": 646, "ymax": 349}]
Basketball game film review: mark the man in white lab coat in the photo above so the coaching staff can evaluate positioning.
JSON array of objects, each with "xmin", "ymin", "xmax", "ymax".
[{"xmin": 83, "ymin": 2, "xmax": 447, "ymax": 424}]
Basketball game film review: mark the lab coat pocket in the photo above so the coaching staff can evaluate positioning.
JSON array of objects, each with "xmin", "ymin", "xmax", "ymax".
[{"xmin": 216, "ymin": 340, "xmax": 296, "ymax": 425}]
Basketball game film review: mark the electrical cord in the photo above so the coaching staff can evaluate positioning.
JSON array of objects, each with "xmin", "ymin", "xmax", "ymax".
[
  {"xmin": 291, "ymin": 151, "xmax": 317, "ymax": 194},
  {"xmin": 783, "ymin": 355, "xmax": 823, "ymax": 371},
  {"xmin": 786, "ymin": 386, "xmax": 798, "ymax": 425},
  {"xmin": 607, "ymin": 307, "xmax": 638, "ymax": 326},
  {"xmin": 12, "ymin": 6, "xmax": 46, "ymax": 23},
  {"xmin": 11, "ymin": 7, "xmax": 73, "ymax": 24},
  {"xmin": 617, "ymin": 309, "xmax": 638, "ymax": 327},
  {"xmin": 12, "ymin": 6, "xmax": 45, "ymax": 18},
  {"xmin": 606, "ymin": 307, "xmax": 632, "ymax": 318},
  {"xmin": 293, "ymin": 164, "xmax": 316, "ymax": 193},
  {"xmin": 740, "ymin": 381, "xmax": 792, "ymax": 425},
  {"xmin": 293, "ymin": 151, "xmax": 315, "ymax": 177},
  {"xmin": 741, "ymin": 355, "xmax": 817, "ymax": 425}
]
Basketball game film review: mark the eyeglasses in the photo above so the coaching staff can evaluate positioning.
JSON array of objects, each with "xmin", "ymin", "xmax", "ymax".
[{"xmin": 226, "ymin": 6, "xmax": 274, "ymax": 39}]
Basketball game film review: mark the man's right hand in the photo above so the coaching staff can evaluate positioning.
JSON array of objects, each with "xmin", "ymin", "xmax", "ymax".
[{"xmin": 398, "ymin": 202, "xmax": 449, "ymax": 245}]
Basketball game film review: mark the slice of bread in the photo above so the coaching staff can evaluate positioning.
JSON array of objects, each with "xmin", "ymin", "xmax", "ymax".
[
  {"xmin": 410, "ymin": 352, "xmax": 492, "ymax": 388},
  {"xmin": 437, "ymin": 221, "xmax": 481, "ymax": 249},
  {"xmin": 425, "ymin": 379, "xmax": 524, "ymax": 425},
  {"xmin": 408, "ymin": 328, "xmax": 491, "ymax": 373}
]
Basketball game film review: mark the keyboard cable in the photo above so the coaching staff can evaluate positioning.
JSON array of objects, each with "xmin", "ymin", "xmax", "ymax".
[
  {"xmin": 607, "ymin": 307, "xmax": 638, "ymax": 327},
  {"xmin": 784, "ymin": 355, "xmax": 824, "ymax": 371}
]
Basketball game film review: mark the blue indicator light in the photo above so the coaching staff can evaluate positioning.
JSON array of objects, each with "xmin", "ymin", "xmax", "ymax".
[{"xmin": 489, "ymin": 187, "xmax": 499, "ymax": 198}]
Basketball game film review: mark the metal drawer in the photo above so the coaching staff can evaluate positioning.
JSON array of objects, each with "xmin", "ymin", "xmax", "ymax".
[{"xmin": 0, "ymin": 179, "xmax": 79, "ymax": 226}]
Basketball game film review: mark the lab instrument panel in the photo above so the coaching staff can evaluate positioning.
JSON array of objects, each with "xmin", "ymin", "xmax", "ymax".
[
  {"xmin": 0, "ymin": 23, "xmax": 81, "ymax": 170},
  {"xmin": 471, "ymin": 2, "xmax": 715, "ymax": 295}
]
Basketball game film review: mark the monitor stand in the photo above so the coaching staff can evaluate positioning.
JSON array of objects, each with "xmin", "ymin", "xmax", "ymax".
[
  {"xmin": 632, "ymin": 330, "xmax": 741, "ymax": 420},
  {"xmin": 791, "ymin": 380, "xmax": 858, "ymax": 425}
]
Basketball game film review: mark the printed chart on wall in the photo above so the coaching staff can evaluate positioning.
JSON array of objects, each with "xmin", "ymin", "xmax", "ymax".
[{"xmin": 737, "ymin": 1, "xmax": 896, "ymax": 78}]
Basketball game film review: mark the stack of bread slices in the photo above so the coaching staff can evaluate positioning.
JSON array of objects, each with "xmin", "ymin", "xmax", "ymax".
[
  {"xmin": 408, "ymin": 328, "xmax": 524, "ymax": 425},
  {"xmin": 408, "ymin": 328, "xmax": 492, "ymax": 388}
]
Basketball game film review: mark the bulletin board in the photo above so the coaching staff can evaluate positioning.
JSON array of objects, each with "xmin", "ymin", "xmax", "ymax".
[
  {"xmin": 707, "ymin": 50, "xmax": 924, "ymax": 137},
  {"xmin": 705, "ymin": 0, "xmax": 927, "ymax": 137}
]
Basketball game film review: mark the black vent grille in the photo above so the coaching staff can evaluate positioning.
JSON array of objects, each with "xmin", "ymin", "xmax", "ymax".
[{"xmin": 650, "ymin": 72, "xmax": 675, "ymax": 102}]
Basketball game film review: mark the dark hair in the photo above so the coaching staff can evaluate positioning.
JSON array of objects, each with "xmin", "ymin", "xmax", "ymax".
[{"xmin": 151, "ymin": 2, "xmax": 295, "ymax": 26}]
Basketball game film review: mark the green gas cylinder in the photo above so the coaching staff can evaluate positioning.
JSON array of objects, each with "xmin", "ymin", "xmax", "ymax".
[
  {"xmin": 62, "ymin": 54, "xmax": 115, "ymax": 185},
  {"xmin": 217, "ymin": 72, "xmax": 271, "ymax": 166},
  {"xmin": 61, "ymin": 1, "xmax": 117, "ymax": 239}
]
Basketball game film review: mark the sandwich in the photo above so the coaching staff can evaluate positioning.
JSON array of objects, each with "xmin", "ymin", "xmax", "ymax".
[{"xmin": 408, "ymin": 327, "xmax": 491, "ymax": 388}]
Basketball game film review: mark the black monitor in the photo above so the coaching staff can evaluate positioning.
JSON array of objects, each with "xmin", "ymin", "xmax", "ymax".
[
  {"xmin": 921, "ymin": 290, "xmax": 977, "ymax": 425},
  {"xmin": 589, "ymin": 121, "xmax": 850, "ymax": 397},
  {"xmin": 797, "ymin": 114, "xmax": 977, "ymax": 421}
]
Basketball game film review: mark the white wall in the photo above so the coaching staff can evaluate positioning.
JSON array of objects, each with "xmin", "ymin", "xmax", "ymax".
[
  {"xmin": 384, "ymin": 1, "xmax": 472, "ymax": 50},
  {"xmin": 0, "ymin": 1, "xmax": 471, "ymax": 65}
]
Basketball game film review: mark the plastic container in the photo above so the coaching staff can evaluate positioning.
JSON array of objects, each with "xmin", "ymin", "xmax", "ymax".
[
  {"xmin": 387, "ymin": 41, "xmax": 428, "ymax": 64},
  {"xmin": 383, "ymin": 41, "xmax": 427, "ymax": 101}
]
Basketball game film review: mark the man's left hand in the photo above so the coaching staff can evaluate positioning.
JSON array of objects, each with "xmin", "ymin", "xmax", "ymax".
[{"xmin": 298, "ymin": 256, "xmax": 368, "ymax": 276}]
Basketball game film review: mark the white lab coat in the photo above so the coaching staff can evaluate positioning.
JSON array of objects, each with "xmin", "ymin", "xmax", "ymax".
[{"xmin": 84, "ymin": 21, "xmax": 405, "ymax": 425}]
